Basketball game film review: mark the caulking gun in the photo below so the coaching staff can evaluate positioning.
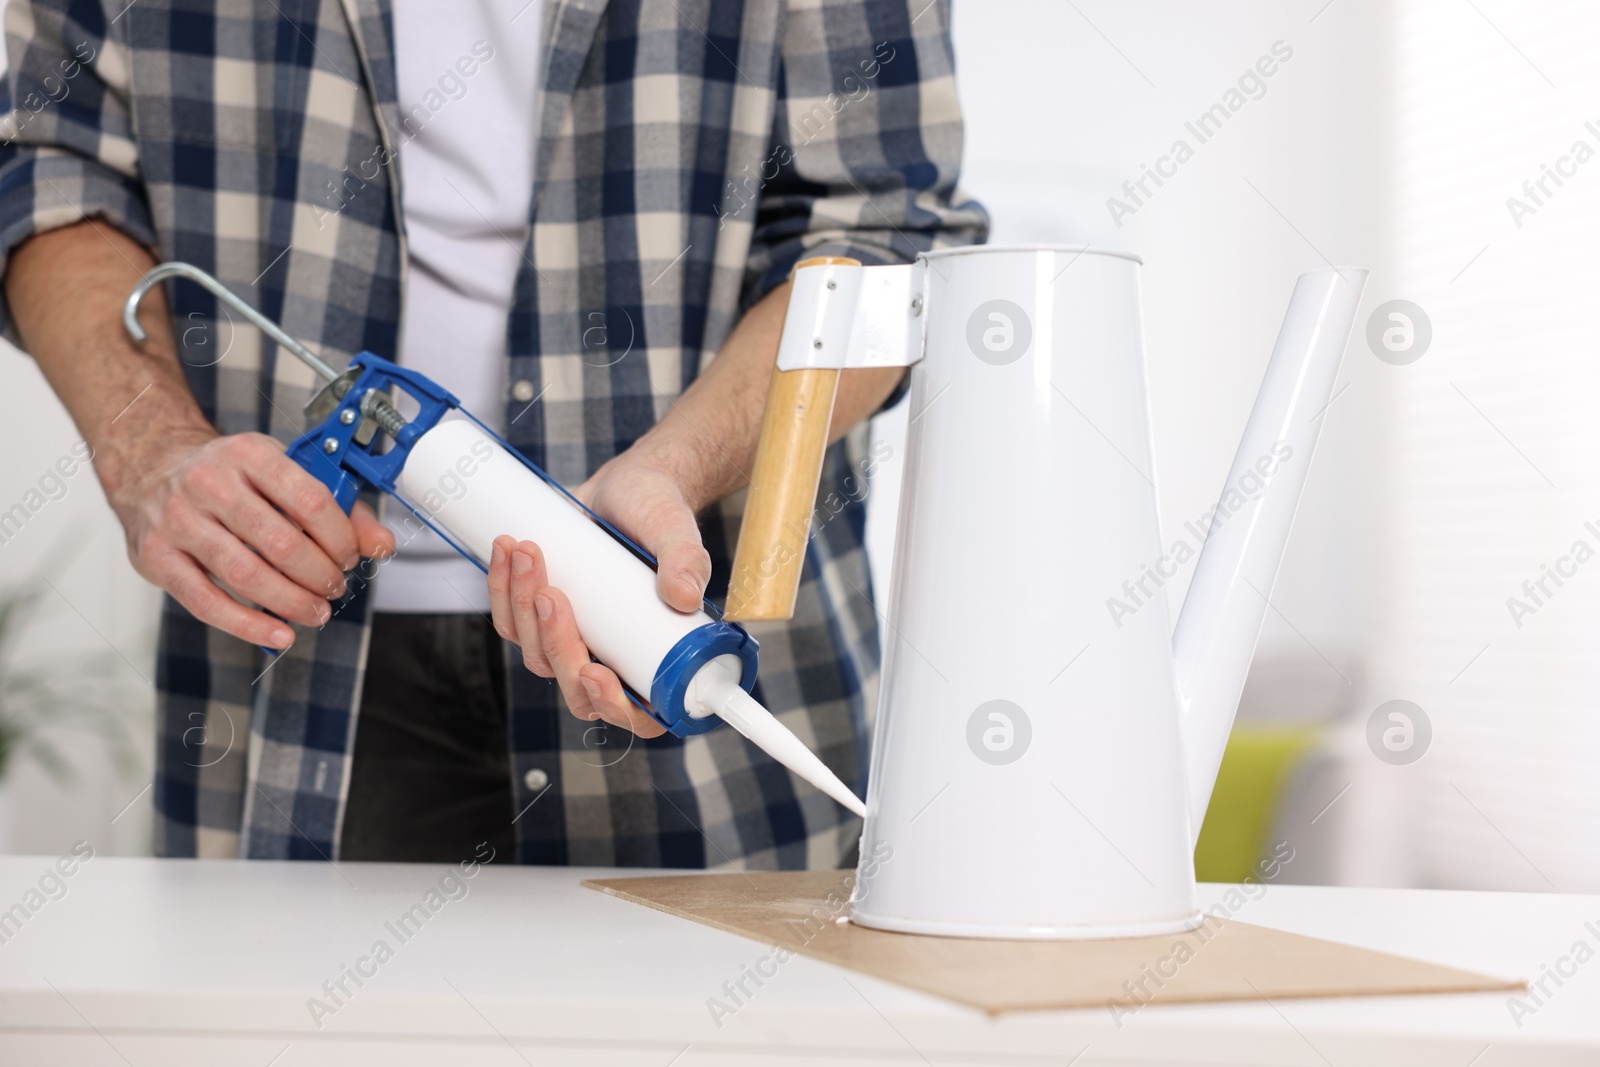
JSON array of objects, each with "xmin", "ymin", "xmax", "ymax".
[{"xmin": 122, "ymin": 262, "xmax": 865, "ymax": 817}]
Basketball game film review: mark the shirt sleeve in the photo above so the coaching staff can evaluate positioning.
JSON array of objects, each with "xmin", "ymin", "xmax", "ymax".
[
  {"xmin": 0, "ymin": 1, "xmax": 155, "ymax": 347},
  {"xmin": 742, "ymin": 0, "xmax": 989, "ymax": 310}
]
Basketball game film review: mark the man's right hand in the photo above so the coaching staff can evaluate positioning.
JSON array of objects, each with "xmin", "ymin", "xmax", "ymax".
[
  {"xmin": 110, "ymin": 429, "xmax": 394, "ymax": 649},
  {"xmin": 5, "ymin": 220, "xmax": 398, "ymax": 652}
]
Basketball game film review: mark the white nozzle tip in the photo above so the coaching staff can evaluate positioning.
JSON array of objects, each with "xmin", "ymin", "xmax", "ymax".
[{"xmin": 689, "ymin": 663, "xmax": 866, "ymax": 817}]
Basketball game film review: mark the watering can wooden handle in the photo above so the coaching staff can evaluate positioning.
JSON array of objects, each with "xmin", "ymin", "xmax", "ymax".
[{"xmin": 723, "ymin": 255, "xmax": 858, "ymax": 621}]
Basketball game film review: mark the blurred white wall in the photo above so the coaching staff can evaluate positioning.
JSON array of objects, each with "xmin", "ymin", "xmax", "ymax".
[
  {"xmin": 0, "ymin": 352, "xmax": 158, "ymax": 856},
  {"xmin": 1368, "ymin": 0, "xmax": 1600, "ymax": 893}
]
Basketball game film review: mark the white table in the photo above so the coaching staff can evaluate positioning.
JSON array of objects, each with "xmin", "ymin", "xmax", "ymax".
[{"xmin": 0, "ymin": 855, "xmax": 1592, "ymax": 1066}]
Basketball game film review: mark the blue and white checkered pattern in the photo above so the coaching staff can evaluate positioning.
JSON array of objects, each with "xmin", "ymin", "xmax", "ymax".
[{"xmin": 0, "ymin": 0, "xmax": 987, "ymax": 867}]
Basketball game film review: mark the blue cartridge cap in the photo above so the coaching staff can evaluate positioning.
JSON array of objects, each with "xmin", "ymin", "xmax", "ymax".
[{"xmin": 648, "ymin": 621, "xmax": 760, "ymax": 737}]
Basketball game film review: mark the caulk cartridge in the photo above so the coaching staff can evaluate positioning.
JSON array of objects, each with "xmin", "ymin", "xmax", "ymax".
[{"xmin": 398, "ymin": 420, "xmax": 867, "ymax": 817}]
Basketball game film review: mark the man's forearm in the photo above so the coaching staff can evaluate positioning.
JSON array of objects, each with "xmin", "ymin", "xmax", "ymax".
[
  {"xmin": 6, "ymin": 219, "xmax": 212, "ymax": 496},
  {"xmin": 627, "ymin": 280, "xmax": 902, "ymax": 514}
]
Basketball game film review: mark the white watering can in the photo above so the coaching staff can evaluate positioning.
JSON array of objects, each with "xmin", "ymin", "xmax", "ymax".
[{"xmin": 725, "ymin": 246, "xmax": 1367, "ymax": 939}]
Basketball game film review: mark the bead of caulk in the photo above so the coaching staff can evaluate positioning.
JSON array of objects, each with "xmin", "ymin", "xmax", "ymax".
[{"xmin": 834, "ymin": 915, "xmax": 850, "ymax": 925}]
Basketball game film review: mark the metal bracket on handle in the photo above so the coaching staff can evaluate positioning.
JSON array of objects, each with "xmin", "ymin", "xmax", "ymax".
[{"xmin": 774, "ymin": 261, "xmax": 927, "ymax": 372}]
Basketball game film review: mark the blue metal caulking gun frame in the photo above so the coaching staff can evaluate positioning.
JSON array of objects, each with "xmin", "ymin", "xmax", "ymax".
[{"xmin": 122, "ymin": 262, "xmax": 757, "ymax": 737}]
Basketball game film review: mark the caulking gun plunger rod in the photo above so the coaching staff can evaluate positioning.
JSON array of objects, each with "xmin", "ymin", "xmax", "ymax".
[{"xmin": 121, "ymin": 262, "xmax": 408, "ymax": 437}]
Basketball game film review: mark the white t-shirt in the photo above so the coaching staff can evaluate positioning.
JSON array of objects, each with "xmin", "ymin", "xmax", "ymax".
[{"xmin": 374, "ymin": 1, "xmax": 543, "ymax": 613}]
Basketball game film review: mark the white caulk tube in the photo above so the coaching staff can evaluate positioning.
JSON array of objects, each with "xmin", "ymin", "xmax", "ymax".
[{"xmin": 396, "ymin": 420, "xmax": 866, "ymax": 817}]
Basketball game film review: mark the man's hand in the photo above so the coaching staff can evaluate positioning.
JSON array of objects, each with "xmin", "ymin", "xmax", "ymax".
[
  {"xmin": 113, "ymin": 429, "xmax": 394, "ymax": 649},
  {"xmin": 485, "ymin": 454, "xmax": 710, "ymax": 739},
  {"xmin": 480, "ymin": 279, "xmax": 905, "ymax": 739},
  {"xmin": 5, "ymin": 218, "xmax": 397, "ymax": 652}
]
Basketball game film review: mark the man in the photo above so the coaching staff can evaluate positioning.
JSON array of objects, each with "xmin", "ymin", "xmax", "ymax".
[{"xmin": 0, "ymin": 0, "xmax": 986, "ymax": 866}]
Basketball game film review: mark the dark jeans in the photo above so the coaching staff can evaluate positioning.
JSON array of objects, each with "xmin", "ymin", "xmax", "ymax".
[{"xmin": 341, "ymin": 613, "xmax": 517, "ymax": 863}]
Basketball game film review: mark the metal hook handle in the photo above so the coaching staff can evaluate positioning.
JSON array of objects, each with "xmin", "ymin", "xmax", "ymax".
[{"xmin": 122, "ymin": 261, "xmax": 342, "ymax": 383}]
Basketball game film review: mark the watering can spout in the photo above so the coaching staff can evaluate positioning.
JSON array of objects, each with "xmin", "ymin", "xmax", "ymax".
[{"xmin": 1172, "ymin": 268, "xmax": 1367, "ymax": 842}]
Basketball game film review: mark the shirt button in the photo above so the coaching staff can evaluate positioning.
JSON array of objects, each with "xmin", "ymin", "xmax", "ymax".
[
  {"xmin": 511, "ymin": 379, "xmax": 536, "ymax": 402},
  {"xmin": 523, "ymin": 767, "xmax": 550, "ymax": 791}
]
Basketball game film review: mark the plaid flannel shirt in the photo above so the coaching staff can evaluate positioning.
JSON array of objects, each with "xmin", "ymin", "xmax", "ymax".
[{"xmin": 0, "ymin": 0, "xmax": 986, "ymax": 866}]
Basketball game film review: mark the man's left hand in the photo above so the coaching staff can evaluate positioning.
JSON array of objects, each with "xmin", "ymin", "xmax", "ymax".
[{"xmin": 485, "ymin": 453, "xmax": 712, "ymax": 739}]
